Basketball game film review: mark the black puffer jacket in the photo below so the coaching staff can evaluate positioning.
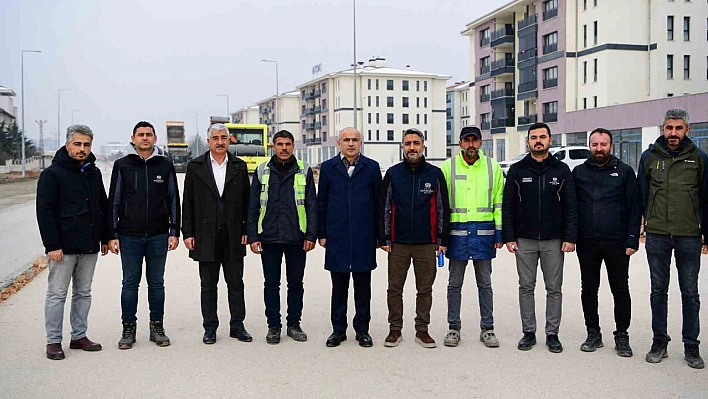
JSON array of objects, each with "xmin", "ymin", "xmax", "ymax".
[
  {"xmin": 502, "ymin": 153, "xmax": 578, "ymax": 243},
  {"xmin": 573, "ymin": 155, "xmax": 642, "ymax": 249},
  {"xmin": 36, "ymin": 147, "xmax": 109, "ymax": 254}
]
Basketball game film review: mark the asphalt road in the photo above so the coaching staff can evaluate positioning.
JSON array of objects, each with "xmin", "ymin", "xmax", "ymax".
[{"xmin": 1, "ymin": 167, "xmax": 707, "ymax": 398}]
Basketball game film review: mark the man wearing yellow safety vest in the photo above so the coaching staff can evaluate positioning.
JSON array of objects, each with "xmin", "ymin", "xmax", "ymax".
[
  {"xmin": 441, "ymin": 126, "xmax": 504, "ymax": 348},
  {"xmin": 246, "ymin": 130, "xmax": 318, "ymax": 345}
]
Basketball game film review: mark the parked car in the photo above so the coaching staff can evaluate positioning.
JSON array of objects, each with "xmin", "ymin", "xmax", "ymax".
[{"xmin": 499, "ymin": 146, "xmax": 591, "ymax": 175}]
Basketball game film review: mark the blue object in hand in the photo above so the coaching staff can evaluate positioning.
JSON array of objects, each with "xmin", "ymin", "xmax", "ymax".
[{"xmin": 437, "ymin": 251, "xmax": 444, "ymax": 267}]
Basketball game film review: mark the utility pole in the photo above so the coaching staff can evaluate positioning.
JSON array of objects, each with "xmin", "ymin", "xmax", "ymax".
[{"xmin": 35, "ymin": 119, "xmax": 47, "ymax": 169}]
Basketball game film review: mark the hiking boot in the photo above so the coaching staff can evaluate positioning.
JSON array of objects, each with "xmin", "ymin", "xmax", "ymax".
[
  {"xmin": 546, "ymin": 334, "xmax": 563, "ymax": 353},
  {"xmin": 415, "ymin": 331, "xmax": 437, "ymax": 348},
  {"xmin": 149, "ymin": 321, "xmax": 170, "ymax": 347},
  {"xmin": 266, "ymin": 328, "xmax": 281, "ymax": 345},
  {"xmin": 614, "ymin": 331, "xmax": 633, "ymax": 357},
  {"xmin": 645, "ymin": 339, "xmax": 668, "ymax": 363},
  {"xmin": 580, "ymin": 329, "xmax": 603, "ymax": 352},
  {"xmin": 444, "ymin": 329, "xmax": 460, "ymax": 347},
  {"xmin": 480, "ymin": 328, "xmax": 499, "ymax": 348},
  {"xmin": 685, "ymin": 344, "xmax": 705, "ymax": 369},
  {"xmin": 517, "ymin": 332, "xmax": 536, "ymax": 351},
  {"xmin": 69, "ymin": 336, "xmax": 102, "ymax": 351},
  {"xmin": 384, "ymin": 330, "xmax": 402, "ymax": 347},
  {"xmin": 46, "ymin": 343, "xmax": 65, "ymax": 360},
  {"xmin": 286, "ymin": 325, "xmax": 308, "ymax": 342},
  {"xmin": 118, "ymin": 321, "xmax": 137, "ymax": 350}
]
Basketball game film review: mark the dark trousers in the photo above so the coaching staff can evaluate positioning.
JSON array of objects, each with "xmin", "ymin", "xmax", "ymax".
[
  {"xmin": 261, "ymin": 243, "xmax": 306, "ymax": 329},
  {"xmin": 199, "ymin": 229, "xmax": 246, "ymax": 332},
  {"xmin": 119, "ymin": 233, "xmax": 168, "ymax": 322},
  {"xmin": 330, "ymin": 271, "xmax": 372, "ymax": 334},
  {"xmin": 577, "ymin": 239, "xmax": 631, "ymax": 333},
  {"xmin": 645, "ymin": 233, "xmax": 701, "ymax": 345},
  {"xmin": 387, "ymin": 243, "xmax": 437, "ymax": 332}
]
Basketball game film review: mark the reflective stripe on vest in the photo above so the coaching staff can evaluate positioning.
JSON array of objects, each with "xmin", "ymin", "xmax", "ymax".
[
  {"xmin": 256, "ymin": 160, "xmax": 308, "ymax": 234},
  {"xmin": 450, "ymin": 154, "xmax": 495, "ymax": 216}
]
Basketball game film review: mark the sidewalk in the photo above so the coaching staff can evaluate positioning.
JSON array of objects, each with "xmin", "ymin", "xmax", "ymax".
[{"xmin": 0, "ymin": 240, "xmax": 706, "ymax": 398}]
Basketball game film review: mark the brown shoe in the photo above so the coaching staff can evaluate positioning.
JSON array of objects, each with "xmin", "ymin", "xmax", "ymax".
[
  {"xmin": 46, "ymin": 343, "xmax": 65, "ymax": 360},
  {"xmin": 415, "ymin": 331, "xmax": 437, "ymax": 348},
  {"xmin": 384, "ymin": 330, "xmax": 402, "ymax": 347},
  {"xmin": 69, "ymin": 337, "xmax": 103, "ymax": 351}
]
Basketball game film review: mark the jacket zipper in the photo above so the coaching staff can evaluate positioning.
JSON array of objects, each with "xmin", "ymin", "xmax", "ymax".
[
  {"xmin": 145, "ymin": 161, "xmax": 149, "ymax": 236},
  {"xmin": 592, "ymin": 168, "xmax": 598, "ymax": 237},
  {"xmin": 410, "ymin": 172, "xmax": 416, "ymax": 244},
  {"xmin": 538, "ymin": 170, "xmax": 543, "ymax": 240}
]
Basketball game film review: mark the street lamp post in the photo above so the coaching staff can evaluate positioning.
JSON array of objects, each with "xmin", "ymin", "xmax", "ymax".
[
  {"xmin": 189, "ymin": 111, "xmax": 200, "ymax": 156},
  {"xmin": 262, "ymin": 59, "xmax": 280, "ymax": 132},
  {"xmin": 57, "ymin": 89, "xmax": 69, "ymax": 142},
  {"xmin": 21, "ymin": 49, "xmax": 42, "ymax": 177},
  {"xmin": 217, "ymin": 95, "xmax": 230, "ymax": 119},
  {"xmin": 353, "ymin": 0, "xmax": 357, "ymax": 129}
]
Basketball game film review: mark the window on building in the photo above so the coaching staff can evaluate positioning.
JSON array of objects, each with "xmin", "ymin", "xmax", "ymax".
[
  {"xmin": 322, "ymin": 115, "xmax": 327, "ymax": 126},
  {"xmin": 542, "ymin": 32, "xmax": 558, "ymax": 54},
  {"xmin": 387, "ymin": 130, "xmax": 394, "ymax": 141},
  {"xmin": 402, "ymin": 114, "xmax": 409, "ymax": 124},
  {"xmin": 481, "ymin": 84, "xmax": 491, "ymax": 102},
  {"xmin": 424, "ymin": 81, "xmax": 428, "ymax": 91},
  {"xmin": 594, "ymin": 0, "xmax": 597, "ymax": 6},
  {"xmin": 594, "ymin": 58, "xmax": 598, "ymax": 81},
  {"xmin": 543, "ymin": 101, "xmax": 558, "ymax": 122},
  {"xmin": 387, "ymin": 113, "xmax": 394, "ymax": 124},
  {"xmin": 368, "ymin": 130, "xmax": 372, "ymax": 141},
  {"xmin": 583, "ymin": 0, "xmax": 587, "ymax": 10},
  {"xmin": 583, "ymin": 61, "xmax": 588, "ymax": 83},
  {"xmin": 480, "ymin": 28, "xmax": 490, "ymax": 46},
  {"xmin": 593, "ymin": 96, "xmax": 598, "ymax": 107},
  {"xmin": 684, "ymin": 17, "xmax": 691, "ymax": 41},
  {"xmin": 402, "ymin": 97, "xmax": 409, "ymax": 107},
  {"xmin": 684, "ymin": 55, "xmax": 691, "ymax": 79},
  {"xmin": 417, "ymin": 114, "xmax": 420, "ymax": 124},
  {"xmin": 543, "ymin": 66, "xmax": 558, "ymax": 88},
  {"xmin": 611, "ymin": 128, "xmax": 642, "ymax": 171},
  {"xmin": 668, "ymin": 54, "xmax": 674, "ymax": 78},
  {"xmin": 376, "ymin": 113, "xmax": 380, "ymax": 123},
  {"xmin": 583, "ymin": 98, "xmax": 587, "ymax": 109},
  {"xmin": 387, "ymin": 79, "xmax": 394, "ymax": 90},
  {"xmin": 668, "ymin": 16, "xmax": 674, "ymax": 41},
  {"xmin": 566, "ymin": 132, "xmax": 587, "ymax": 146},
  {"xmin": 447, "ymin": 121, "xmax": 452, "ymax": 131},
  {"xmin": 402, "ymin": 80, "xmax": 409, "ymax": 91},
  {"xmin": 583, "ymin": 25, "xmax": 587, "ymax": 48},
  {"xmin": 376, "ymin": 79, "xmax": 379, "ymax": 90},
  {"xmin": 376, "ymin": 96, "xmax": 380, "ymax": 107},
  {"xmin": 367, "ymin": 96, "xmax": 371, "ymax": 107},
  {"xmin": 416, "ymin": 97, "xmax": 420, "ymax": 107},
  {"xmin": 424, "ymin": 114, "xmax": 428, "ymax": 124},
  {"xmin": 416, "ymin": 81, "xmax": 420, "ymax": 91},
  {"xmin": 593, "ymin": 21, "xmax": 598, "ymax": 45},
  {"xmin": 481, "ymin": 139, "xmax": 493, "ymax": 156},
  {"xmin": 480, "ymin": 56, "xmax": 491, "ymax": 75},
  {"xmin": 496, "ymin": 139, "xmax": 506, "ymax": 162},
  {"xmin": 424, "ymin": 98, "xmax": 428, "ymax": 108},
  {"xmin": 387, "ymin": 96, "xmax": 394, "ymax": 107},
  {"xmin": 367, "ymin": 79, "xmax": 371, "ymax": 90},
  {"xmin": 376, "ymin": 130, "xmax": 380, "ymax": 140}
]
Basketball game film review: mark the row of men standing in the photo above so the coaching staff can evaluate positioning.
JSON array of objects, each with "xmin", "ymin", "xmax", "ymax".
[{"xmin": 37, "ymin": 109, "xmax": 705, "ymax": 370}]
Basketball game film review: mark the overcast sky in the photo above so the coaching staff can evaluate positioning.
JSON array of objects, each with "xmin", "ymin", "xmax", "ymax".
[{"xmin": 1, "ymin": 0, "xmax": 507, "ymax": 148}]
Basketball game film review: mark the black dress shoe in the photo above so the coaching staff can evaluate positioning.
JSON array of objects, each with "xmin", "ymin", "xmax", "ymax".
[
  {"xmin": 203, "ymin": 330, "xmax": 216, "ymax": 345},
  {"xmin": 546, "ymin": 334, "xmax": 563, "ymax": 353},
  {"xmin": 230, "ymin": 326, "xmax": 253, "ymax": 342},
  {"xmin": 518, "ymin": 332, "xmax": 537, "ymax": 351},
  {"xmin": 355, "ymin": 332, "xmax": 373, "ymax": 348},
  {"xmin": 326, "ymin": 332, "xmax": 347, "ymax": 347}
]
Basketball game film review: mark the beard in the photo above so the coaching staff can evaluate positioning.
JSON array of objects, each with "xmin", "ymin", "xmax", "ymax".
[
  {"xmin": 405, "ymin": 152, "xmax": 422, "ymax": 162},
  {"xmin": 463, "ymin": 147, "xmax": 478, "ymax": 159},
  {"xmin": 530, "ymin": 145, "xmax": 548, "ymax": 156},
  {"xmin": 591, "ymin": 151, "xmax": 609, "ymax": 164}
]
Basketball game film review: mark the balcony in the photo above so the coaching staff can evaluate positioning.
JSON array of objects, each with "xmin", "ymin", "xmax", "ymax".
[
  {"xmin": 305, "ymin": 122, "xmax": 316, "ymax": 130},
  {"xmin": 491, "ymin": 25, "xmax": 514, "ymax": 47},
  {"xmin": 480, "ymin": 93, "xmax": 491, "ymax": 103},
  {"xmin": 479, "ymin": 65, "xmax": 491, "ymax": 76},
  {"xmin": 315, "ymin": 122, "xmax": 322, "ymax": 129},
  {"xmin": 320, "ymin": 106, "xmax": 328, "ymax": 113},
  {"xmin": 543, "ymin": 43, "xmax": 558, "ymax": 55},
  {"xmin": 517, "ymin": 14, "xmax": 538, "ymax": 31},
  {"xmin": 543, "ymin": 7, "xmax": 558, "ymax": 21},
  {"xmin": 491, "ymin": 88, "xmax": 515, "ymax": 100},
  {"xmin": 314, "ymin": 89, "xmax": 321, "ymax": 98},
  {"xmin": 518, "ymin": 114, "xmax": 538, "ymax": 126},
  {"xmin": 302, "ymin": 107, "xmax": 317, "ymax": 116},
  {"xmin": 304, "ymin": 91, "xmax": 316, "ymax": 101},
  {"xmin": 492, "ymin": 118, "xmax": 515, "ymax": 128},
  {"xmin": 491, "ymin": 57, "xmax": 515, "ymax": 77},
  {"xmin": 314, "ymin": 105, "xmax": 322, "ymax": 113},
  {"xmin": 518, "ymin": 81, "xmax": 538, "ymax": 94},
  {"xmin": 261, "ymin": 107, "xmax": 271, "ymax": 114},
  {"xmin": 543, "ymin": 78, "xmax": 558, "ymax": 89},
  {"xmin": 480, "ymin": 121, "xmax": 491, "ymax": 130},
  {"xmin": 543, "ymin": 112, "xmax": 558, "ymax": 123},
  {"xmin": 480, "ymin": 35, "xmax": 491, "ymax": 47},
  {"xmin": 518, "ymin": 48, "xmax": 538, "ymax": 63},
  {"xmin": 304, "ymin": 137, "xmax": 322, "ymax": 145}
]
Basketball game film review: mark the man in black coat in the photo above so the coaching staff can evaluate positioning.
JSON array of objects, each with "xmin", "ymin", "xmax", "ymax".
[
  {"xmin": 36, "ymin": 124, "xmax": 109, "ymax": 360},
  {"xmin": 182, "ymin": 123, "xmax": 251, "ymax": 344},
  {"xmin": 573, "ymin": 128, "xmax": 641, "ymax": 357}
]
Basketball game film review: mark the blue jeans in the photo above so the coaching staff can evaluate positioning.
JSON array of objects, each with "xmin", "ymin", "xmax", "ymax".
[
  {"xmin": 645, "ymin": 233, "xmax": 701, "ymax": 345},
  {"xmin": 261, "ymin": 243, "xmax": 306, "ymax": 329},
  {"xmin": 119, "ymin": 233, "xmax": 168, "ymax": 322}
]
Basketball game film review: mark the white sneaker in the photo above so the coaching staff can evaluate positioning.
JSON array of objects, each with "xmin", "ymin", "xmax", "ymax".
[
  {"xmin": 444, "ymin": 329, "xmax": 460, "ymax": 347},
  {"xmin": 480, "ymin": 329, "xmax": 499, "ymax": 348}
]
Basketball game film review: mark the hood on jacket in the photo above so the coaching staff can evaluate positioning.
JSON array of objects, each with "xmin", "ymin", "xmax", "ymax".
[
  {"xmin": 651, "ymin": 135, "xmax": 695, "ymax": 157},
  {"xmin": 52, "ymin": 146, "xmax": 97, "ymax": 172}
]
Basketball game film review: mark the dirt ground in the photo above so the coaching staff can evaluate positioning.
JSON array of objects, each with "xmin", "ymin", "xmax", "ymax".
[{"xmin": 0, "ymin": 177, "xmax": 38, "ymax": 211}]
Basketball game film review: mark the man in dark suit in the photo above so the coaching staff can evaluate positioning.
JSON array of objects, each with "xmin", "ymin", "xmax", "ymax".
[
  {"xmin": 182, "ymin": 123, "xmax": 251, "ymax": 344},
  {"xmin": 317, "ymin": 127, "xmax": 382, "ymax": 348}
]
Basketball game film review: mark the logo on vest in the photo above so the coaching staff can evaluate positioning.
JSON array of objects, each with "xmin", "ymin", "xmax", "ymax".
[
  {"xmin": 610, "ymin": 172, "xmax": 619, "ymax": 177},
  {"xmin": 522, "ymin": 177, "xmax": 533, "ymax": 183},
  {"xmin": 154, "ymin": 175, "xmax": 164, "ymax": 184},
  {"xmin": 549, "ymin": 177, "xmax": 560, "ymax": 186},
  {"xmin": 685, "ymin": 160, "xmax": 696, "ymax": 163},
  {"xmin": 420, "ymin": 182, "xmax": 434, "ymax": 195}
]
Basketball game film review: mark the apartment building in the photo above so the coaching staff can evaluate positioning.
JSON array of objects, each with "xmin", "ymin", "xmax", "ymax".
[
  {"xmin": 0, "ymin": 84, "xmax": 17, "ymax": 126},
  {"xmin": 295, "ymin": 57, "xmax": 450, "ymax": 168},
  {"xmin": 256, "ymin": 91, "xmax": 302, "ymax": 139},
  {"xmin": 231, "ymin": 106, "xmax": 259, "ymax": 125},
  {"xmin": 462, "ymin": 0, "xmax": 708, "ymax": 164},
  {"xmin": 446, "ymin": 81, "xmax": 476, "ymax": 158}
]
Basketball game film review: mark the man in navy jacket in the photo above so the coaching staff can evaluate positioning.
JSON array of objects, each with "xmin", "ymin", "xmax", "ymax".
[{"xmin": 318, "ymin": 127, "xmax": 382, "ymax": 348}]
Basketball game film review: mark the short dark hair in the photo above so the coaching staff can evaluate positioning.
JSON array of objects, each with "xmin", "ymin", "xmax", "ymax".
[
  {"xmin": 133, "ymin": 121, "xmax": 155, "ymax": 136},
  {"xmin": 589, "ymin": 127, "xmax": 613, "ymax": 144},
  {"xmin": 527, "ymin": 122, "xmax": 551, "ymax": 137},
  {"xmin": 272, "ymin": 130, "xmax": 294, "ymax": 143},
  {"xmin": 402, "ymin": 128, "xmax": 424, "ymax": 143}
]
